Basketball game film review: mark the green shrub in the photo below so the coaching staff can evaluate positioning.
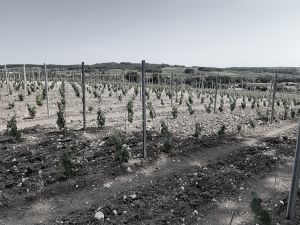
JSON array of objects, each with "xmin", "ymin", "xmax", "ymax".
[
  {"xmin": 118, "ymin": 94, "xmax": 123, "ymax": 101},
  {"xmin": 42, "ymin": 86, "xmax": 47, "ymax": 99},
  {"xmin": 8, "ymin": 102, "xmax": 15, "ymax": 109},
  {"xmin": 257, "ymin": 111, "xmax": 269, "ymax": 122},
  {"xmin": 171, "ymin": 106, "xmax": 178, "ymax": 119},
  {"xmin": 160, "ymin": 121, "xmax": 172, "ymax": 153},
  {"xmin": 27, "ymin": 104, "xmax": 37, "ymax": 119},
  {"xmin": 88, "ymin": 106, "xmax": 94, "ymax": 113},
  {"xmin": 112, "ymin": 134, "xmax": 129, "ymax": 162},
  {"xmin": 250, "ymin": 191, "xmax": 271, "ymax": 225},
  {"xmin": 147, "ymin": 102, "xmax": 156, "ymax": 120},
  {"xmin": 218, "ymin": 125, "xmax": 226, "ymax": 135},
  {"xmin": 96, "ymin": 109, "xmax": 105, "ymax": 128},
  {"xmin": 59, "ymin": 81, "xmax": 65, "ymax": 99},
  {"xmin": 179, "ymin": 93, "xmax": 184, "ymax": 105},
  {"xmin": 249, "ymin": 119, "xmax": 256, "ymax": 128},
  {"xmin": 188, "ymin": 95, "xmax": 193, "ymax": 105},
  {"xmin": 205, "ymin": 104, "xmax": 212, "ymax": 114},
  {"xmin": 230, "ymin": 100, "xmax": 236, "ymax": 112},
  {"xmin": 283, "ymin": 106, "xmax": 289, "ymax": 120},
  {"xmin": 18, "ymin": 93, "xmax": 24, "ymax": 101},
  {"xmin": 56, "ymin": 102, "xmax": 65, "ymax": 131},
  {"xmin": 263, "ymin": 101, "xmax": 266, "ymax": 107},
  {"xmin": 218, "ymin": 102, "xmax": 224, "ymax": 112},
  {"xmin": 134, "ymin": 86, "xmax": 139, "ymax": 96},
  {"xmin": 127, "ymin": 99, "xmax": 134, "ymax": 123},
  {"xmin": 201, "ymin": 97, "xmax": 205, "ymax": 104},
  {"xmin": 276, "ymin": 100, "xmax": 280, "ymax": 106},
  {"xmin": 160, "ymin": 120, "xmax": 168, "ymax": 136},
  {"xmin": 241, "ymin": 100, "xmax": 246, "ymax": 109},
  {"xmin": 186, "ymin": 101, "xmax": 195, "ymax": 115},
  {"xmin": 61, "ymin": 146, "xmax": 73, "ymax": 178},
  {"xmin": 251, "ymin": 101, "xmax": 256, "ymax": 109},
  {"xmin": 7, "ymin": 115, "xmax": 21, "ymax": 140},
  {"xmin": 291, "ymin": 108, "xmax": 296, "ymax": 118},
  {"xmin": 194, "ymin": 122, "xmax": 202, "ymax": 138},
  {"xmin": 36, "ymin": 94, "xmax": 43, "ymax": 106}
]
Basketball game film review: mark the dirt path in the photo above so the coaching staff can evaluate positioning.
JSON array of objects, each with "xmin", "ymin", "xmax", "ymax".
[
  {"xmin": 198, "ymin": 157, "xmax": 295, "ymax": 225},
  {"xmin": 1, "ymin": 122, "xmax": 297, "ymax": 225}
]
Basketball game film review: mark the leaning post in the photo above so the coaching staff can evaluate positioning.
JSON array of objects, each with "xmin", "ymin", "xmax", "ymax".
[
  {"xmin": 286, "ymin": 122, "xmax": 300, "ymax": 220},
  {"xmin": 270, "ymin": 74, "xmax": 277, "ymax": 124}
]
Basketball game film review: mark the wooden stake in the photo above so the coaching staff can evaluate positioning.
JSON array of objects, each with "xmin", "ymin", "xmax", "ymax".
[
  {"xmin": 229, "ymin": 209, "xmax": 236, "ymax": 225},
  {"xmin": 270, "ymin": 74, "xmax": 277, "ymax": 124}
]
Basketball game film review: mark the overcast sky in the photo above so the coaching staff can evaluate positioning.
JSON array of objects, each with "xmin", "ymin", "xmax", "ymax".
[{"xmin": 1, "ymin": 0, "xmax": 300, "ymax": 67}]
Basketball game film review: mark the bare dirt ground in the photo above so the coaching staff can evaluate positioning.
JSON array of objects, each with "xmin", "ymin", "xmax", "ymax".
[{"xmin": 0, "ymin": 82, "xmax": 299, "ymax": 225}]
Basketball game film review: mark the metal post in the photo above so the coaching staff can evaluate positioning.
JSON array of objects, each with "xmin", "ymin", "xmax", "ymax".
[
  {"xmin": 44, "ymin": 63, "xmax": 50, "ymax": 118},
  {"xmin": 23, "ymin": 64, "xmax": 27, "ymax": 104},
  {"xmin": 270, "ymin": 74, "xmax": 277, "ymax": 124},
  {"xmin": 141, "ymin": 60, "xmax": 147, "ymax": 158},
  {"xmin": 171, "ymin": 73, "xmax": 174, "ymax": 107},
  {"xmin": 175, "ymin": 76, "xmax": 178, "ymax": 103},
  {"xmin": 81, "ymin": 62, "xmax": 86, "ymax": 131},
  {"xmin": 213, "ymin": 79, "xmax": 218, "ymax": 113},
  {"xmin": 4, "ymin": 65, "xmax": 8, "ymax": 94},
  {"xmin": 4, "ymin": 64, "xmax": 8, "ymax": 84},
  {"xmin": 140, "ymin": 70, "xmax": 142, "ymax": 100},
  {"xmin": 286, "ymin": 122, "xmax": 300, "ymax": 220}
]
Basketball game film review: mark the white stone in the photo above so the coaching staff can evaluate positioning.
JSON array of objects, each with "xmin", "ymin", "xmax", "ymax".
[
  {"xmin": 130, "ymin": 194, "xmax": 137, "ymax": 199},
  {"xmin": 104, "ymin": 182, "xmax": 112, "ymax": 188},
  {"xmin": 95, "ymin": 211, "xmax": 104, "ymax": 220}
]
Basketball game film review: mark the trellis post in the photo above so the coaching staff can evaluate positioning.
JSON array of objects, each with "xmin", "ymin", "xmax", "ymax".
[
  {"xmin": 81, "ymin": 62, "xmax": 86, "ymax": 131},
  {"xmin": 23, "ymin": 64, "xmax": 27, "ymax": 104},
  {"xmin": 270, "ymin": 74, "xmax": 277, "ymax": 124},
  {"xmin": 141, "ymin": 60, "xmax": 147, "ymax": 158},
  {"xmin": 213, "ymin": 78, "xmax": 218, "ymax": 113},
  {"xmin": 44, "ymin": 63, "xmax": 50, "ymax": 118}
]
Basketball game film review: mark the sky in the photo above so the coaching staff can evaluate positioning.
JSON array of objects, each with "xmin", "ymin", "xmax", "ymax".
[{"xmin": 1, "ymin": 0, "xmax": 300, "ymax": 67}]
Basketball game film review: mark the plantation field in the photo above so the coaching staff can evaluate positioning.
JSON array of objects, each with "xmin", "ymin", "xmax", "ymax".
[{"xmin": 0, "ymin": 77, "xmax": 300, "ymax": 225}]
